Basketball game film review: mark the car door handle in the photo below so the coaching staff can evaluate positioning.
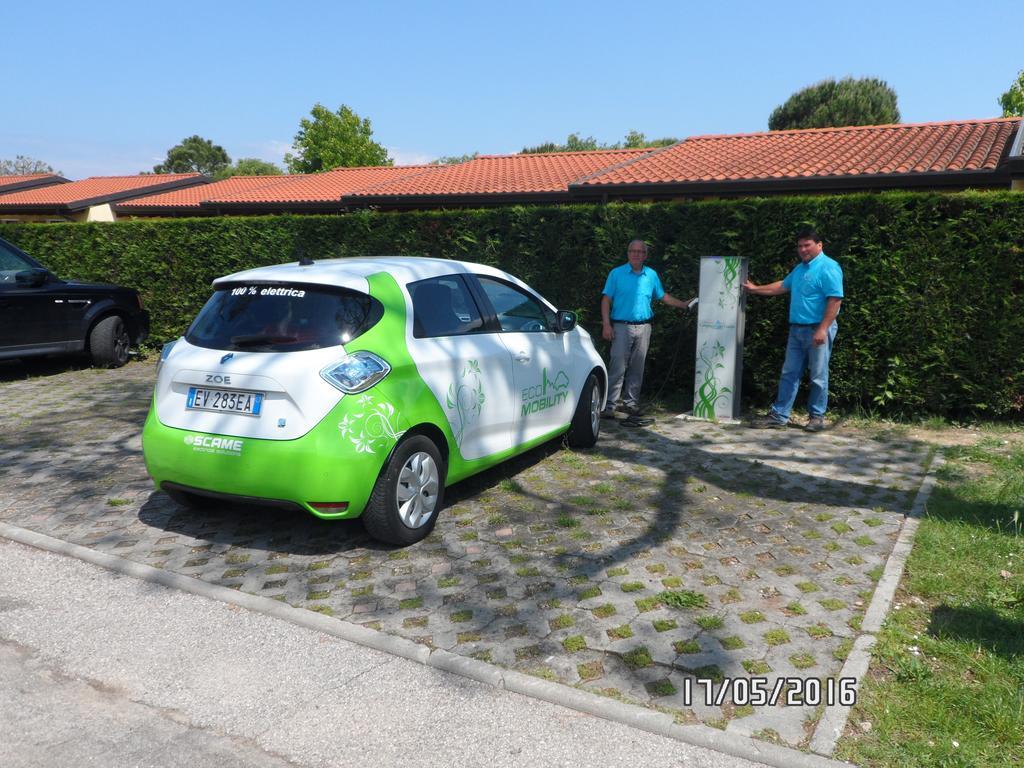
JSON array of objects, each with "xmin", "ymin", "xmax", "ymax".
[{"xmin": 514, "ymin": 351, "xmax": 531, "ymax": 363}]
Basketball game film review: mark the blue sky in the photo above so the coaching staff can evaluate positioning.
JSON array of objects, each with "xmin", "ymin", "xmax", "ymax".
[{"xmin": 4, "ymin": 0, "xmax": 1021, "ymax": 178}]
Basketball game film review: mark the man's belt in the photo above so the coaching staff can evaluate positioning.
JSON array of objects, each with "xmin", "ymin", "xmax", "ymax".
[{"xmin": 613, "ymin": 320, "xmax": 651, "ymax": 325}]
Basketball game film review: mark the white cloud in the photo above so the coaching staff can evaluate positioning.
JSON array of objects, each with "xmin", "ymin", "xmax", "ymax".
[{"xmin": 387, "ymin": 147, "xmax": 435, "ymax": 166}]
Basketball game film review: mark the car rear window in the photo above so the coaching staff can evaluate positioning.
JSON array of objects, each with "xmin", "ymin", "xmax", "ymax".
[{"xmin": 186, "ymin": 283, "xmax": 384, "ymax": 352}]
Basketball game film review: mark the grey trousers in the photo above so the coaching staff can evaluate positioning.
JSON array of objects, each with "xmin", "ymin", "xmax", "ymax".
[{"xmin": 606, "ymin": 322, "xmax": 652, "ymax": 410}]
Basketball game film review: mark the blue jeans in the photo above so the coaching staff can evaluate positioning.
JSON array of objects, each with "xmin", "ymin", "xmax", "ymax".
[{"xmin": 769, "ymin": 322, "xmax": 838, "ymax": 422}]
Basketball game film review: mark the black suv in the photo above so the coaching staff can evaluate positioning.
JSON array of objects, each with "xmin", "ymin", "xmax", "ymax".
[{"xmin": 0, "ymin": 236, "xmax": 149, "ymax": 367}]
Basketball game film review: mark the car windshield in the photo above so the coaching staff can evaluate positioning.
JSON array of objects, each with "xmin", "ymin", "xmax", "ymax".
[{"xmin": 186, "ymin": 283, "xmax": 384, "ymax": 352}]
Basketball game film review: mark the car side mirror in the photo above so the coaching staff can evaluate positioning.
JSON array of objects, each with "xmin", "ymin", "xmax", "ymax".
[
  {"xmin": 555, "ymin": 310, "xmax": 577, "ymax": 333},
  {"xmin": 15, "ymin": 268, "xmax": 50, "ymax": 288}
]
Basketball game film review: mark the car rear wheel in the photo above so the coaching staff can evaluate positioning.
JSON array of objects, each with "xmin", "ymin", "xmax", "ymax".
[
  {"xmin": 362, "ymin": 435, "xmax": 445, "ymax": 546},
  {"xmin": 90, "ymin": 315, "xmax": 131, "ymax": 367},
  {"xmin": 567, "ymin": 372, "xmax": 601, "ymax": 448}
]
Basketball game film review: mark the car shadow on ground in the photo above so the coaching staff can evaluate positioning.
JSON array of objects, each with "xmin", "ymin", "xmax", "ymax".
[
  {"xmin": 134, "ymin": 437, "xmax": 569, "ymax": 556},
  {"xmin": 0, "ymin": 356, "xmax": 94, "ymax": 382},
  {"xmin": 136, "ymin": 416, "xmax": 925, "ymax": 563}
]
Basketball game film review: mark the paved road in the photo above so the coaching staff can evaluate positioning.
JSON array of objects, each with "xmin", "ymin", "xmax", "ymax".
[{"xmin": 0, "ymin": 538, "xmax": 772, "ymax": 768}]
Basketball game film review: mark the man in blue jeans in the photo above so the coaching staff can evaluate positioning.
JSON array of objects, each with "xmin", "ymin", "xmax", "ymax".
[{"xmin": 742, "ymin": 228, "xmax": 844, "ymax": 432}]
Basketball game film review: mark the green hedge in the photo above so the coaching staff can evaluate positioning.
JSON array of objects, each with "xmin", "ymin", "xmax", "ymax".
[{"xmin": 3, "ymin": 191, "xmax": 1022, "ymax": 418}]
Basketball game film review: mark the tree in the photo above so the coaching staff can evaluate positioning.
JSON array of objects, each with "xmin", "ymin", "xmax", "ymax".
[
  {"xmin": 284, "ymin": 103, "xmax": 391, "ymax": 173},
  {"xmin": 621, "ymin": 130, "xmax": 679, "ymax": 149},
  {"xmin": 154, "ymin": 135, "xmax": 231, "ymax": 176},
  {"xmin": 432, "ymin": 152, "xmax": 479, "ymax": 165},
  {"xmin": 215, "ymin": 158, "xmax": 285, "ymax": 179},
  {"xmin": 0, "ymin": 155, "xmax": 60, "ymax": 176},
  {"xmin": 521, "ymin": 131, "xmax": 680, "ymax": 154},
  {"xmin": 768, "ymin": 77, "xmax": 900, "ymax": 131},
  {"xmin": 999, "ymin": 69, "xmax": 1024, "ymax": 117},
  {"xmin": 522, "ymin": 133, "xmax": 601, "ymax": 154}
]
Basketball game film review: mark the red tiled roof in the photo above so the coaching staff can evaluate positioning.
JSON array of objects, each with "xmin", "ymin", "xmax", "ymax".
[
  {"xmin": 204, "ymin": 166, "xmax": 442, "ymax": 205},
  {"xmin": 117, "ymin": 175, "xmax": 293, "ymax": 209},
  {"xmin": 575, "ymin": 118, "xmax": 1022, "ymax": 187},
  {"xmin": 347, "ymin": 149, "xmax": 653, "ymax": 198},
  {"xmin": 0, "ymin": 174, "xmax": 204, "ymax": 208},
  {"xmin": 0, "ymin": 173, "xmax": 68, "ymax": 192}
]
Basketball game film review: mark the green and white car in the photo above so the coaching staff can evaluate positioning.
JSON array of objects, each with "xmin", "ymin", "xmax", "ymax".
[{"xmin": 142, "ymin": 257, "xmax": 607, "ymax": 545}]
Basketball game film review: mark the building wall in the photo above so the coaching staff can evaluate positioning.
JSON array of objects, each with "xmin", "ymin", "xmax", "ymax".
[{"xmin": 85, "ymin": 204, "xmax": 116, "ymax": 222}]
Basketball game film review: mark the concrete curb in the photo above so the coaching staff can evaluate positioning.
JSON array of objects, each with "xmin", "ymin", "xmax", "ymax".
[
  {"xmin": 807, "ymin": 453, "xmax": 943, "ymax": 755},
  {"xmin": 1, "ymin": 520, "xmax": 857, "ymax": 768}
]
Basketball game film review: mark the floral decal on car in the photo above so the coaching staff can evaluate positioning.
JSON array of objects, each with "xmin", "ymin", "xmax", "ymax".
[
  {"xmin": 337, "ymin": 393, "xmax": 406, "ymax": 454},
  {"xmin": 446, "ymin": 359, "xmax": 486, "ymax": 447}
]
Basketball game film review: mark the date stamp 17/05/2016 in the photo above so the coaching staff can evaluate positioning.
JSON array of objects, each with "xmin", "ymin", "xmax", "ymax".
[{"xmin": 680, "ymin": 676, "xmax": 858, "ymax": 708}]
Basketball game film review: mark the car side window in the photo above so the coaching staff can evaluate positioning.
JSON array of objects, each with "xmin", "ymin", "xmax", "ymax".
[
  {"xmin": 476, "ymin": 276, "xmax": 555, "ymax": 333},
  {"xmin": 409, "ymin": 275, "xmax": 485, "ymax": 338},
  {"xmin": 0, "ymin": 240, "xmax": 34, "ymax": 284}
]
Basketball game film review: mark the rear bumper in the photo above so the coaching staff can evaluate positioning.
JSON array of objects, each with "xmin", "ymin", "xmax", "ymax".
[{"xmin": 141, "ymin": 397, "xmax": 398, "ymax": 520}]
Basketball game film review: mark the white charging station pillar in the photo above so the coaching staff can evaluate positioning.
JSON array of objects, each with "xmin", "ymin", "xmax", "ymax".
[{"xmin": 692, "ymin": 256, "xmax": 748, "ymax": 421}]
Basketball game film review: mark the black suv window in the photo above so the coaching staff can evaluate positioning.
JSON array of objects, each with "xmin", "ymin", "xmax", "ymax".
[
  {"xmin": 409, "ymin": 275, "xmax": 485, "ymax": 338},
  {"xmin": 186, "ymin": 283, "xmax": 384, "ymax": 352},
  {"xmin": 476, "ymin": 276, "xmax": 555, "ymax": 333},
  {"xmin": 0, "ymin": 239, "xmax": 34, "ymax": 283}
]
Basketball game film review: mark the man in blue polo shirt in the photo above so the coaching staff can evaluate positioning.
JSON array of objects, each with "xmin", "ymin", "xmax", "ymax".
[
  {"xmin": 743, "ymin": 227, "xmax": 844, "ymax": 432},
  {"xmin": 600, "ymin": 239, "xmax": 695, "ymax": 418}
]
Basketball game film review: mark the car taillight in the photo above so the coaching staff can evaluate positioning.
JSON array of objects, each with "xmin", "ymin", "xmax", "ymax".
[
  {"xmin": 320, "ymin": 351, "xmax": 390, "ymax": 394},
  {"xmin": 156, "ymin": 339, "xmax": 177, "ymax": 376}
]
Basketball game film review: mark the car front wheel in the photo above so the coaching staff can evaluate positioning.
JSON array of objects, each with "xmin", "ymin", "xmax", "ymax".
[
  {"xmin": 567, "ymin": 372, "xmax": 602, "ymax": 448},
  {"xmin": 362, "ymin": 434, "xmax": 445, "ymax": 546},
  {"xmin": 90, "ymin": 315, "xmax": 131, "ymax": 367}
]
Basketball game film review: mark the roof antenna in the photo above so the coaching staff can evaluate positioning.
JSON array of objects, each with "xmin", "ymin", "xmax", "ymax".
[{"xmin": 296, "ymin": 243, "xmax": 314, "ymax": 266}]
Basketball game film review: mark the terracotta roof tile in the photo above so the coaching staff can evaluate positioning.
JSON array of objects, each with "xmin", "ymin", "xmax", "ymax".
[
  {"xmin": 117, "ymin": 175, "xmax": 293, "ymax": 209},
  {"xmin": 204, "ymin": 166, "xmax": 442, "ymax": 205},
  {"xmin": 574, "ymin": 118, "xmax": 1021, "ymax": 187},
  {"xmin": 0, "ymin": 173, "xmax": 68, "ymax": 192},
  {"xmin": 0, "ymin": 174, "xmax": 204, "ymax": 208},
  {"xmin": 347, "ymin": 149, "xmax": 652, "ymax": 198}
]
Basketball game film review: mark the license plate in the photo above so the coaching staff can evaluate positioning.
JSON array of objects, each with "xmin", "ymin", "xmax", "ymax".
[{"xmin": 186, "ymin": 387, "xmax": 264, "ymax": 416}]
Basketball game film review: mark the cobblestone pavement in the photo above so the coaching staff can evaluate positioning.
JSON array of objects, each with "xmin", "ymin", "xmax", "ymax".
[{"xmin": 0, "ymin": 360, "xmax": 931, "ymax": 749}]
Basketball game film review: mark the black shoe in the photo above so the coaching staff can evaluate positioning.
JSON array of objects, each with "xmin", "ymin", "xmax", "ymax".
[
  {"xmin": 750, "ymin": 415, "xmax": 787, "ymax": 429},
  {"xmin": 804, "ymin": 416, "xmax": 826, "ymax": 432}
]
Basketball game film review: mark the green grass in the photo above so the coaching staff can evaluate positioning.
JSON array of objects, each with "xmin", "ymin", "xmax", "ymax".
[
  {"xmin": 763, "ymin": 629, "xmax": 790, "ymax": 646},
  {"xmin": 562, "ymin": 635, "xmax": 587, "ymax": 652},
  {"xmin": 837, "ymin": 437, "xmax": 1024, "ymax": 767},
  {"xmin": 578, "ymin": 585, "xmax": 602, "ymax": 600},
  {"xmin": 645, "ymin": 679, "xmax": 677, "ymax": 697},
  {"xmin": 652, "ymin": 619, "xmax": 677, "ymax": 632},
  {"xmin": 696, "ymin": 615, "xmax": 724, "ymax": 630},
  {"xmin": 742, "ymin": 659, "xmax": 771, "ymax": 675},
  {"xmin": 806, "ymin": 623, "xmax": 833, "ymax": 639},
  {"xmin": 659, "ymin": 589, "xmax": 708, "ymax": 609},
  {"xmin": 606, "ymin": 624, "xmax": 633, "ymax": 640},
  {"xmin": 622, "ymin": 646, "xmax": 653, "ymax": 669},
  {"xmin": 634, "ymin": 597, "xmax": 662, "ymax": 612}
]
